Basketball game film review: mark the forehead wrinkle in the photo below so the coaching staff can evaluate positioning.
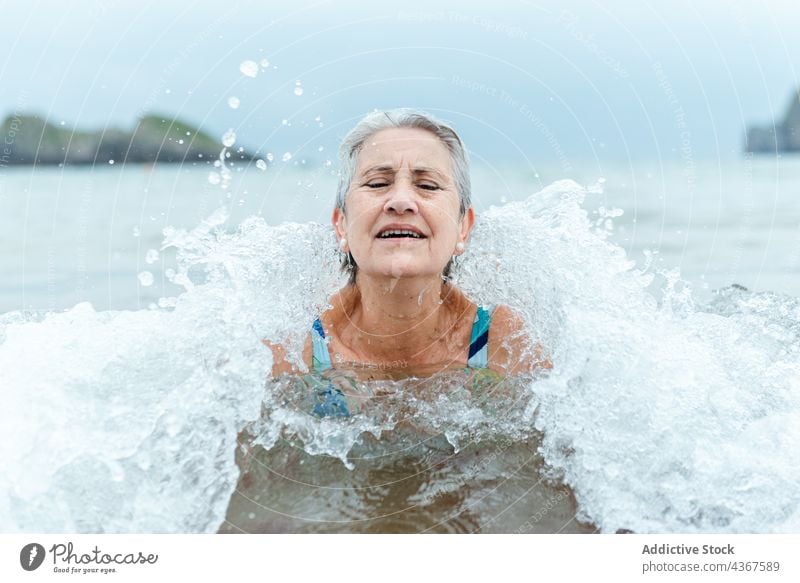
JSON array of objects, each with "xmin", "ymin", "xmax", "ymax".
[
  {"xmin": 411, "ymin": 166, "xmax": 448, "ymax": 181},
  {"xmin": 358, "ymin": 133, "xmax": 452, "ymax": 173},
  {"xmin": 358, "ymin": 163, "xmax": 450, "ymax": 182},
  {"xmin": 360, "ymin": 163, "xmax": 395, "ymax": 176}
]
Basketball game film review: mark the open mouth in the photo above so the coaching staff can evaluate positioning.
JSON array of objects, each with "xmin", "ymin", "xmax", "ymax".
[{"xmin": 376, "ymin": 229, "xmax": 427, "ymax": 240}]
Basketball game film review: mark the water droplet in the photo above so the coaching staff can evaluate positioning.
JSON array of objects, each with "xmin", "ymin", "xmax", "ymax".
[
  {"xmin": 227, "ymin": 96, "xmax": 240, "ymax": 109},
  {"xmin": 132, "ymin": 226, "xmax": 140, "ymax": 238},
  {"xmin": 266, "ymin": 152, "xmax": 274, "ymax": 162},
  {"xmin": 281, "ymin": 119, "xmax": 288, "ymax": 126},
  {"xmin": 145, "ymin": 249, "xmax": 159, "ymax": 264},
  {"xmin": 178, "ymin": 139, "xmax": 184, "ymax": 145},
  {"xmin": 138, "ymin": 271, "xmax": 154, "ymax": 286},
  {"xmin": 318, "ymin": 145, "xmax": 324, "ymax": 152},
  {"xmin": 293, "ymin": 81, "xmax": 303, "ymax": 96},
  {"xmin": 314, "ymin": 115, "xmax": 321, "ymax": 122},
  {"xmin": 208, "ymin": 171, "xmax": 221, "ymax": 185},
  {"xmin": 281, "ymin": 152, "xmax": 292, "ymax": 162},
  {"xmin": 108, "ymin": 159, "xmax": 115, "ymax": 165},
  {"xmin": 248, "ymin": 512, "xmax": 256, "ymax": 520},
  {"xmin": 239, "ymin": 60, "xmax": 258, "ymax": 78},
  {"xmin": 256, "ymin": 159, "xmax": 267, "ymax": 170},
  {"xmin": 260, "ymin": 58, "xmax": 270, "ymax": 68},
  {"xmin": 221, "ymin": 129, "xmax": 236, "ymax": 148},
  {"xmin": 323, "ymin": 160, "xmax": 332, "ymax": 168}
]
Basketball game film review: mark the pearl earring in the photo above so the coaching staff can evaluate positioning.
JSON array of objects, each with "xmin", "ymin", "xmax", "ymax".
[
  {"xmin": 339, "ymin": 238, "xmax": 347, "ymax": 250},
  {"xmin": 455, "ymin": 242, "xmax": 465, "ymax": 252}
]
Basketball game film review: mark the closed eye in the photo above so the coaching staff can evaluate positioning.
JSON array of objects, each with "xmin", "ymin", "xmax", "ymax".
[{"xmin": 364, "ymin": 181, "xmax": 441, "ymax": 190}]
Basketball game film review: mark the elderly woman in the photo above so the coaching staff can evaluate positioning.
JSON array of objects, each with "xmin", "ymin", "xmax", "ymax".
[{"xmin": 266, "ymin": 109, "xmax": 550, "ymax": 385}]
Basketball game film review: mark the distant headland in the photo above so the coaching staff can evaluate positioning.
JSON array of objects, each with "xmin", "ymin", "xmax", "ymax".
[
  {"xmin": 0, "ymin": 113, "xmax": 255, "ymax": 166},
  {"xmin": 745, "ymin": 90, "xmax": 800, "ymax": 154}
]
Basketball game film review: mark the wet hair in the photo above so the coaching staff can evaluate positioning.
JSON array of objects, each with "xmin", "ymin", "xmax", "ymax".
[{"xmin": 335, "ymin": 108, "xmax": 472, "ymax": 284}]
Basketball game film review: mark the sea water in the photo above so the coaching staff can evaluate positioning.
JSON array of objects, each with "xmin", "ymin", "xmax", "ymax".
[
  {"xmin": 1, "ymin": 165, "xmax": 799, "ymax": 533},
  {"xmin": 218, "ymin": 360, "xmax": 589, "ymax": 533},
  {"xmin": 3, "ymin": 156, "xmax": 800, "ymax": 313},
  {"xmin": 221, "ymin": 371, "xmax": 590, "ymax": 534}
]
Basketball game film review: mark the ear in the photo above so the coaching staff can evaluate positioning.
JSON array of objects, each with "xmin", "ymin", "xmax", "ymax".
[
  {"xmin": 332, "ymin": 207, "xmax": 347, "ymax": 241},
  {"xmin": 456, "ymin": 207, "xmax": 475, "ymax": 251}
]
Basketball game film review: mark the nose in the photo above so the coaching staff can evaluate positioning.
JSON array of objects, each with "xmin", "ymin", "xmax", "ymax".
[{"xmin": 383, "ymin": 176, "xmax": 419, "ymax": 214}]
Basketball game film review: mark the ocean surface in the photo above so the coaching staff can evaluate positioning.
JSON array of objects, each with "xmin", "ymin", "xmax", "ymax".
[
  {"xmin": 2, "ymin": 155, "xmax": 799, "ymax": 312},
  {"xmin": 1, "ymin": 156, "xmax": 799, "ymax": 533}
]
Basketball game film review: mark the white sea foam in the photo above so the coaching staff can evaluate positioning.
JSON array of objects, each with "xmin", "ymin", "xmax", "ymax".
[{"xmin": 1, "ymin": 180, "xmax": 798, "ymax": 533}]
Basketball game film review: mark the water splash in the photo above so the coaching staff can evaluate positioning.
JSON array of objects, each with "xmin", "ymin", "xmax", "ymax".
[
  {"xmin": 1, "ymin": 180, "xmax": 798, "ymax": 533},
  {"xmin": 221, "ymin": 129, "xmax": 236, "ymax": 148},
  {"xmin": 462, "ymin": 181, "xmax": 800, "ymax": 533}
]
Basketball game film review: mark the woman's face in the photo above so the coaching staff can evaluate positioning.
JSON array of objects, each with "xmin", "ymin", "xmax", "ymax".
[{"xmin": 333, "ymin": 127, "xmax": 474, "ymax": 282}]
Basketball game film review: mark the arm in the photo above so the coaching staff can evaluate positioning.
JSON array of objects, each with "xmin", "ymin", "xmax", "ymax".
[
  {"xmin": 487, "ymin": 305, "xmax": 553, "ymax": 376},
  {"xmin": 261, "ymin": 337, "xmax": 365, "ymax": 416}
]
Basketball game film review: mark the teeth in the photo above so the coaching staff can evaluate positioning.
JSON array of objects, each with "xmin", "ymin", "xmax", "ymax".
[{"xmin": 378, "ymin": 229, "xmax": 423, "ymax": 238}]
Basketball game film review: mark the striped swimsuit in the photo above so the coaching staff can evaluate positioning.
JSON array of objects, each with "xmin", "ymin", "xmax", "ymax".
[{"xmin": 309, "ymin": 305, "xmax": 496, "ymax": 417}]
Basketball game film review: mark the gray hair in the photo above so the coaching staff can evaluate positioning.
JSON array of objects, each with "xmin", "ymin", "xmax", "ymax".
[{"xmin": 335, "ymin": 108, "xmax": 472, "ymax": 284}]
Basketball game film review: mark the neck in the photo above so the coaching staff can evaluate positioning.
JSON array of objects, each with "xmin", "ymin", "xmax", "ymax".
[{"xmin": 337, "ymin": 274, "xmax": 469, "ymax": 364}]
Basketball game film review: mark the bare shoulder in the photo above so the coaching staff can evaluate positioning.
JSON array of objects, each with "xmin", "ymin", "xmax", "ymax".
[
  {"xmin": 487, "ymin": 304, "xmax": 553, "ymax": 376},
  {"xmin": 261, "ymin": 333, "xmax": 313, "ymax": 377}
]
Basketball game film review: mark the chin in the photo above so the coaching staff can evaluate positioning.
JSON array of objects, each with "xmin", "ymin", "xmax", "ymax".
[{"xmin": 366, "ymin": 263, "xmax": 437, "ymax": 279}]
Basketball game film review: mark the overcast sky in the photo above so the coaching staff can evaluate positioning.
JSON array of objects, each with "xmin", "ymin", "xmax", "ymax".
[{"xmin": 2, "ymin": 0, "xmax": 799, "ymax": 165}]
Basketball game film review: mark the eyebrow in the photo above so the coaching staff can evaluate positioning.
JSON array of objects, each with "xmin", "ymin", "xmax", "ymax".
[{"xmin": 360, "ymin": 164, "xmax": 448, "ymax": 181}]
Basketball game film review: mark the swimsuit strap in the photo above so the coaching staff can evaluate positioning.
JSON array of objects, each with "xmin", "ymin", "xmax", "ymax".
[
  {"xmin": 467, "ymin": 304, "xmax": 495, "ymax": 369},
  {"xmin": 310, "ymin": 318, "xmax": 350, "ymax": 417},
  {"xmin": 311, "ymin": 317, "xmax": 333, "ymax": 372},
  {"xmin": 312, "ymin": 304, "xmax": 496, "ymax": 372}
]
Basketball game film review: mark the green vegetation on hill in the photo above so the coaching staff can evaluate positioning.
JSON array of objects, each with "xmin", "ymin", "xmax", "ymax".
[{"xmin": 0, "ymin": 113, "xmax": 254, "ymax": 165}]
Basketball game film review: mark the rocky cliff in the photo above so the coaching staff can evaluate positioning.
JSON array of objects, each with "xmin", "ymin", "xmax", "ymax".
[
  {"xmin": 0, "ymin": 114, "xmax": 254, "ymax": 165},
  {"xmin": 745, "ymin": 90, "xmax": 800, "ymax": 153}
]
